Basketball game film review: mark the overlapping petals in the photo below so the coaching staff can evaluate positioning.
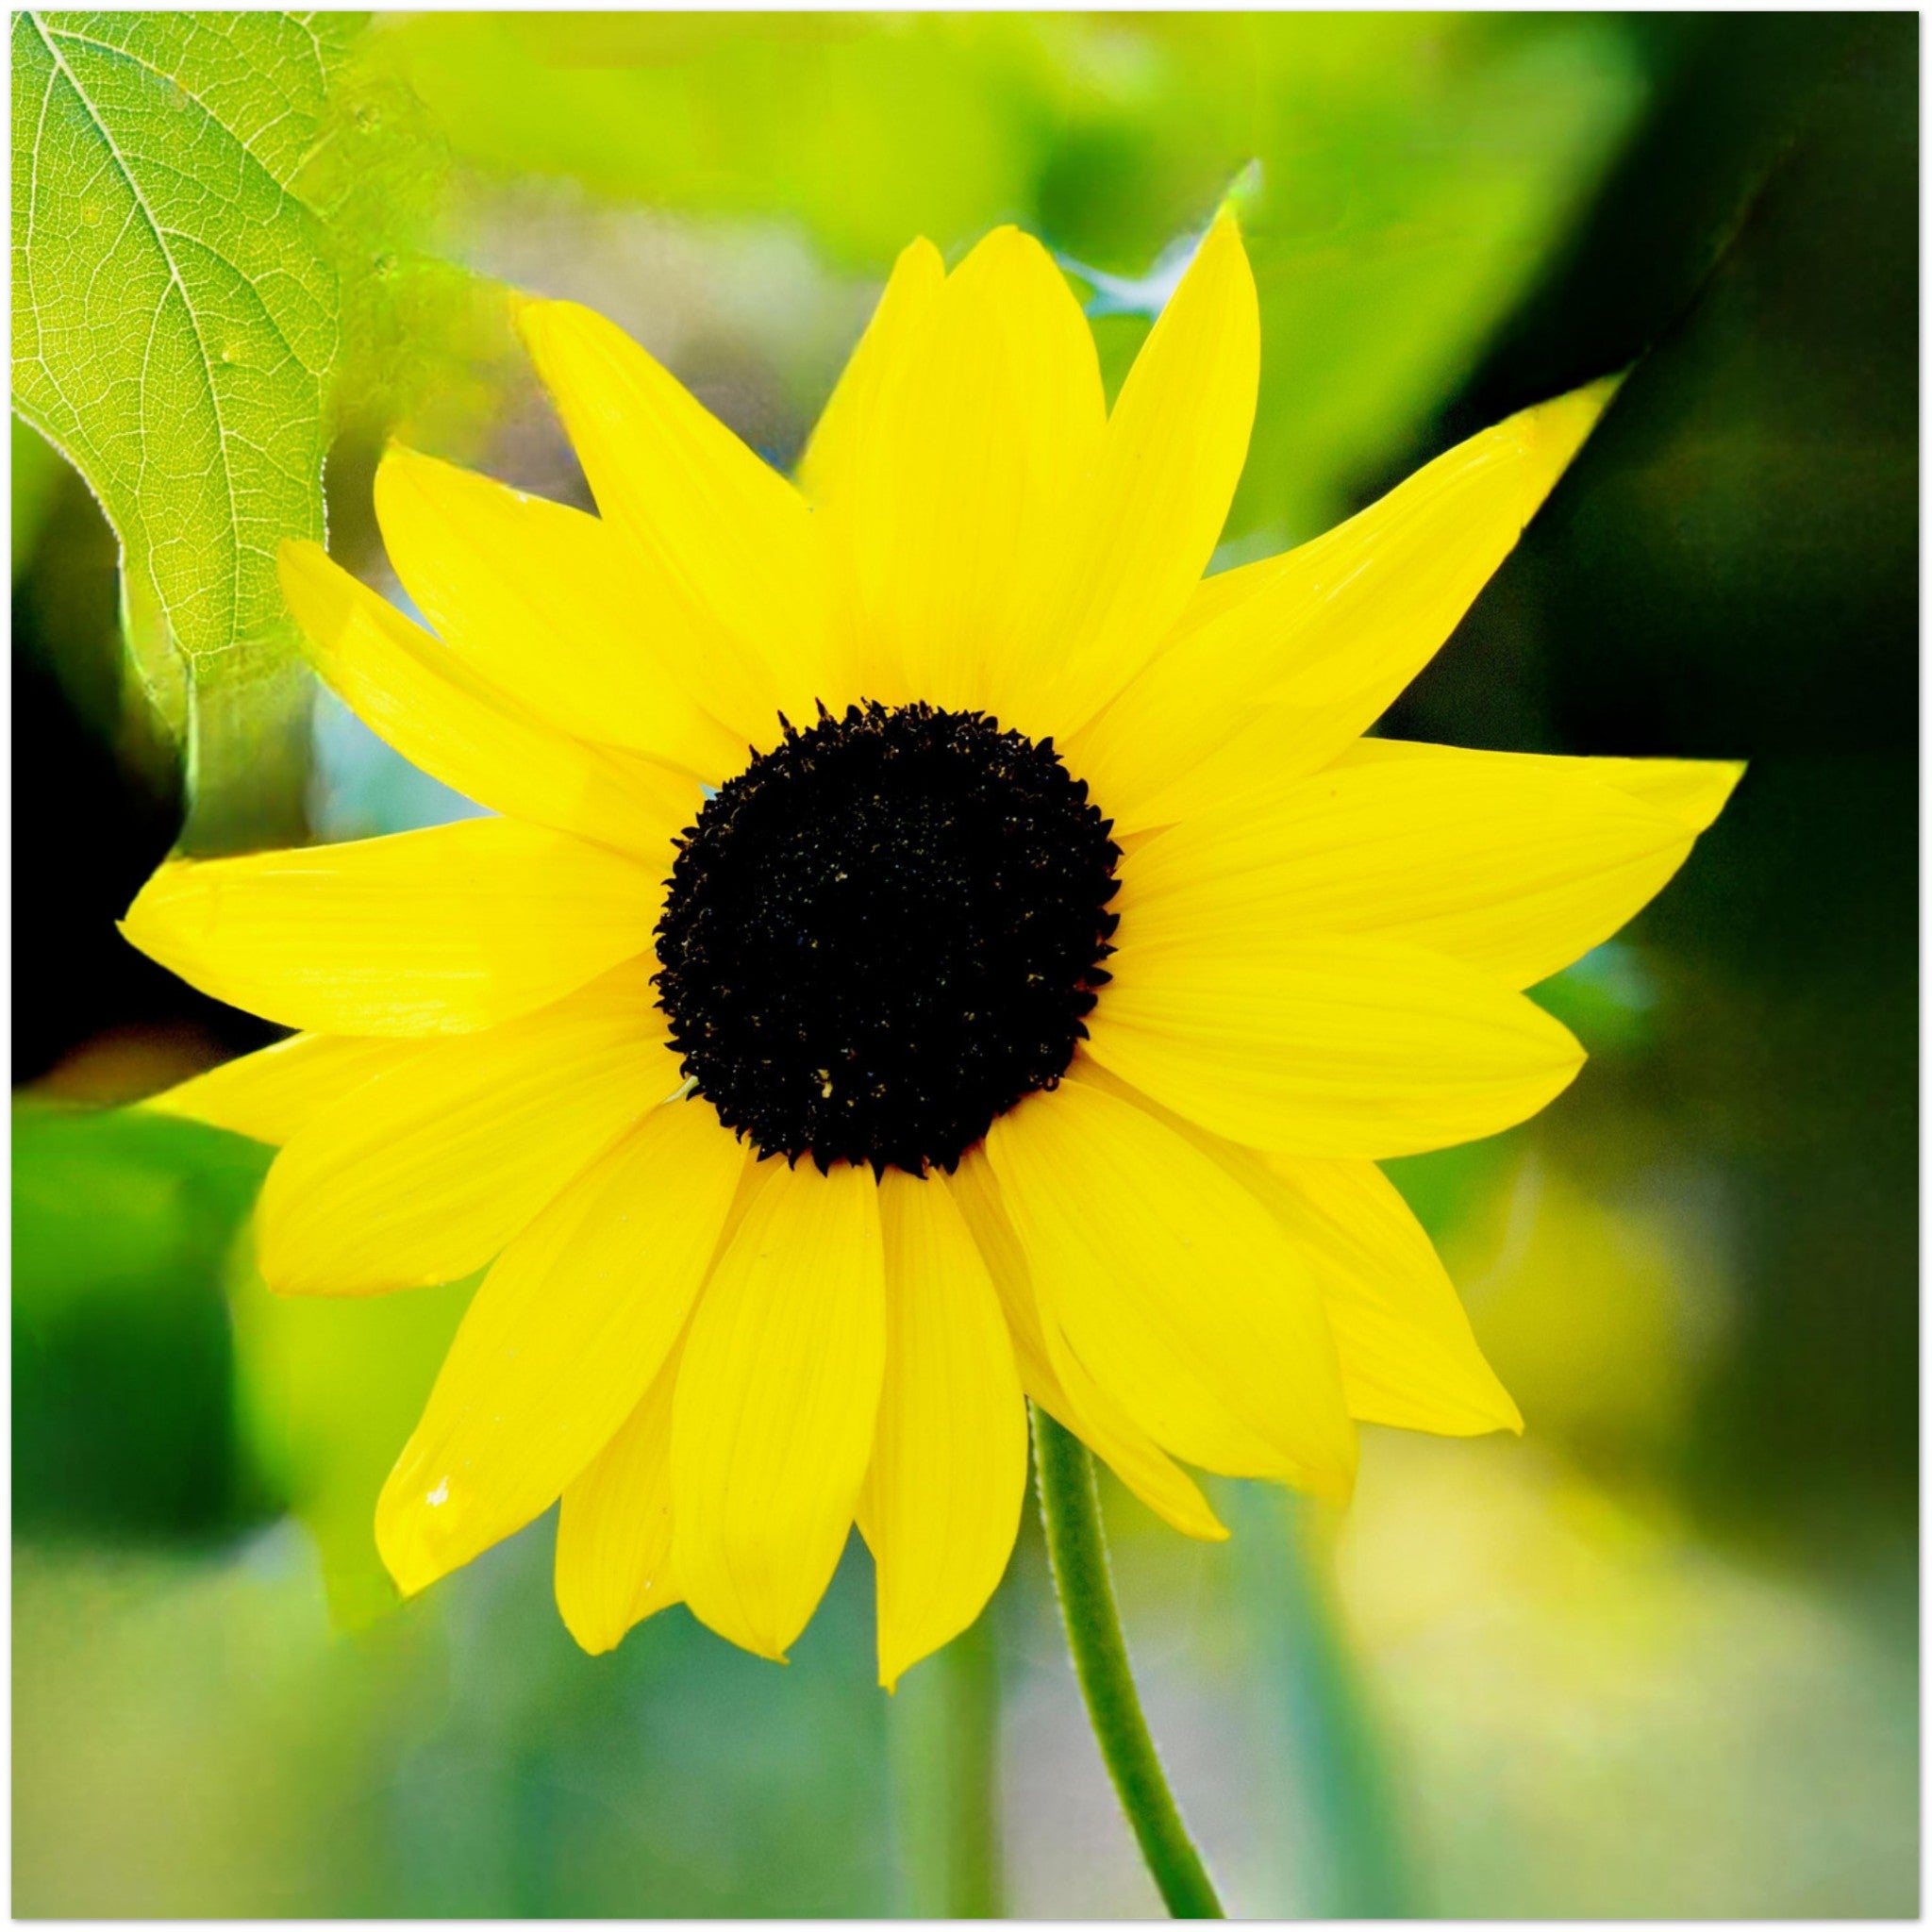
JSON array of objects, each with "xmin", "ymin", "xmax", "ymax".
[
  {"xmin": 858, "ymin": 1172, "xmax": 1028, "ymax": 1690},
  {"xmin": 516, "ymin": 295, "xmax": 833, "ymax": 749},
  {"xmin": 1120, "ymin": 742, "xmax": 1707, "ymax": 991},
  {"xmin": 146, "ymin": 1031, "xmax": 424, "ymax": 1144},
  {"xmin": 1072, "ymin": 381, "xmax": 1618, "ymax": 830},
  {"xmin": 371, "ymin": 445, "xmax": 744, "ymax": 778},
  {"xmin": 258, "ymin": 962, "xmax": 679, "ymax": 1295},
  {"xmin": 813, "ymin": 225, "xmax": 1106, "ymax": 717},
  {"xmin": 280, "ymin": 538, "xmax": 702, "ymax": 860},
  {"xmin": 378, "ymin": 1092, "xmax": 748, "ymax": 1595},
  {"xmin": 988, "ymin": 1072, "xmax": 1357, "ymax": 1500},
  {"xmin": 670, "ymin": 1160, "xmax": 886, "ymax": 1659},
  {"xmin": 1089, "ymin": 929, "xmax": 1586, "ymax": 1159},
  {"xmin": 555, "ymin": 1346, "xmax": 685, "ymax": 1654}
]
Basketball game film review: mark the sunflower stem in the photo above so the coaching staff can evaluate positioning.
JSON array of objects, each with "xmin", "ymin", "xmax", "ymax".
[{"xmin": 1031, "ymin": 1406, "xmax": 1225, "ymax": 1919}]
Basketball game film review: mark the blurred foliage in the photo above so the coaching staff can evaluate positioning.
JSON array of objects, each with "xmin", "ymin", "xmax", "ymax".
[
  {"xmin": 14, "ymin": 1526, "xmax": 900, "ymax": 1916},
  {"xmin": 1389, "ymin": 8, "xmax": 1918, "ymax": 1540},
  {"xmin": 14, "ymin": 1105, "xmax": 270, "ymax": 1540},
  {"xmin": 389, "ymin": 11, "xmax": 1641, "ymax": 541},
  {"xmin": 228, "ymin": 1245, "xmax": 471, "ymax": 1627},
  {"xmin": 9, "ymin": 9, "xmax": 1918, "ymax": 1921}
]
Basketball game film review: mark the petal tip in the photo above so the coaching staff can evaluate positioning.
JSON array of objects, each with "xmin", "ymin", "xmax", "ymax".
[
  {"xmin": 275, "ymin": 535, "xmax": 332, "ymax": 593},
  {"xmin": 559, "ymin": 1611, "xmax": 622, "ymax": 1658}
]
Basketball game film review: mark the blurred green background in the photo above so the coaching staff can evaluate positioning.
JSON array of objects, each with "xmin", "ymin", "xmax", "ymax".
[{"xmin": 11, "ymin": 11, "xmax": 1917, "ymax": 1918}]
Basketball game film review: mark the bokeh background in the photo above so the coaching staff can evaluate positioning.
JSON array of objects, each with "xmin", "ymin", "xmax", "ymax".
[{"xmin": 12, "ymin": 11, "xmax": 1918, "ymax": 1918}]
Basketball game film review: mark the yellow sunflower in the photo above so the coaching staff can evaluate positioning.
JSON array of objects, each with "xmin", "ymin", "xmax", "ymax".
[{"xmin": 125, "ymin": 216, "xmax": 1740, "ymax": 1687}]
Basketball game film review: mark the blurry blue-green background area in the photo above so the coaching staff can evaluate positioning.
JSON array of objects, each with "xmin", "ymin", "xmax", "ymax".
[{"xmin": 11, "ymin": 11, "xmax": 1917, "ymax": 1919}]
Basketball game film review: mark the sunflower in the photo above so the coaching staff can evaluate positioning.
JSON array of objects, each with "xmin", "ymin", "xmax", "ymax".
[{"xmin": 126, "ymin": 215, "xmax": 1740, "ymax": 1687}]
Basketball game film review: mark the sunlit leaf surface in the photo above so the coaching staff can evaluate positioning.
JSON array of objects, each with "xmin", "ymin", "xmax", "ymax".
[{"xmin": 11, "ymin": 11, "xmax": 354, "ymax": 841}]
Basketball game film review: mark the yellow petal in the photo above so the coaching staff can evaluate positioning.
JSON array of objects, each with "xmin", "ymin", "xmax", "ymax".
[
  {"xmin": 947, "ymin": 1145, "xmax": 1226, "ymax": 1541},
  {"xmin": 1088, "ymin": 932, "xmax": 1585, "ymax": 1159},
  {"xmin": 1259, "ymin": 1155, "xmax": 1521, "ymax": 1435},
  {"xmin": 121, "ymin": 818, "xmax": 663, "ymax": 1038},
  {"xmin": 258, "ymin": 962, "xmax": 679, "ymax": 1296},
  {"xmin": 986, "ymin": 1075, "xmax": 1357, "ymax": 1498},
  {"xmin": 279, "ymin": 540, "xmax": 699, "ymax": 860},
  {"xmin": 1014, "ymin": 212, "xmax": 1259, "ymax": 735},
  {"xmin": 556, "ymin": 1342, "xmax": 687, "ymax": 1655},
  {"xmin": 372, "ymin": 446, "xmax": 744, "ymax": 776},
  {"xmin": 1077, "ymin": 1055, "xmax": 1518, "ymax": 1438},
  {"xmin": 1337, "ymin": 736, "xmax": 1747, "ymax": 834},
  {"xmin": 825, "ymin": 227, "xmax": 1106, "ymax": 717},
  {"xmin": 1123, "ymin": 743, "xmax": 1698, "ymax": 991},
  {"xmin": 1164, "ymin": 547, "xmax": 1292, "ymax": 646},
  {"xmin": 377, "ymin": 1094, "xmax": 746, "ymax": 1595},
  {"xmin": 797, "ymin": 238, "xmax": 946, "ymax": 510},
  {"xmin": 1582, "ymin": 756, "xmax": 1745, "ymax": 833},
  {"xmin": 858, "ymin": 1170, "xmax": 1027, "ymax": 1690},
  {"xmin": 142, "ymin": 1033, "xmax": 422, "ymax": 1145},
  {"xmin": 1073, "ymin": 380, "xmax": 1617, "ymax": 831},
  {"xmin": 516, "ymin": 296, "xmax": 829, "ymax": 749},
  {"xmin": 671, "ymin": 1159, "xmax": 886, "ymax": 1660}
]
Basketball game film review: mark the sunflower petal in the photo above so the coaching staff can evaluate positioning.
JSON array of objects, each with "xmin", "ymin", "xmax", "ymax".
[
  {"xmin": 257, "ymin": 963, "xmax": 676, "ymax": 1296},
  {"xmin": 948, "ymin": 1146, "xmax": 1226, "ymax": 1541},
  {"xmin": 858, "ymin": 1170, "xmax": 1027, "ymax": 1690},
  {"xmin": 556, "ymin": 1344, "xmax": 686, "ymax": 1655},
  {"xmin": 279, "ymin": 540, "xmax": 697, "ymax": 861},
  {"xmin": 121, "ymin": 818, "xmax": 663, "ymax": 1038},
  {"xmin": 1079, "ymin": 1052, "xmax": 1519, "ymax": 1438},
  {"xmin": 377, "ymin": 1095, "xmax": 747, "ymax": 1596},
  {"xmin": 1090, "ymin": 930, "xmax": 1585, "ymax": 1159},
  {"xmin": 826, "ymin": 226, "xmax": 1106, "ymax": 717},
  {"xmin": 517, "ymin": 296, "xmax": 830, "ymax": 745},
  {"xmin": 1020, "ymin": 212, "xmax": 1259, "ymax": 733},
  {"xmin": 672, "ymin": 1159, "xmax": 886, "ymax": 1660},
  {"xmin": 1259, "ymin": 1155, "xmax": 1521, "ymax": 1435},
  {"xmin": 372, "ymin": 446, "xmax": 743, "ymax": 776},
  {"xmin": 142, "ymin": 1033, "xmax": 422, "ymax": 1145},
  {"xmin": 1074, "ymin": 380, "xmax": 1616, "ymax": 831},
  {"xmin": 1337, "ymin": 737, "xmax": 1747, "ymax": 835},
  {"xmin": 798, "ymin": 238, "xmax": 947, "ymax": 509},
  {"xmin": 1124, "ymin": 743, "xmax": 1699, "ymax": 991},
  {"xmin": 986, "ymin": 1075, "xmax": 1356, "ymax": 1497}
]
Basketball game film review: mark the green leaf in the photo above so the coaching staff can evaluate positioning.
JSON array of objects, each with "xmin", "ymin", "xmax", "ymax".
[
  {"xmin": 10, "ymin": 414, "xmax": 67, "ymax": 578},
  {"xmin": 11, "ymin": 12, "xmax": 466, "ymax": 854},
  {"xmin": 11, "ymin": 10, "xmax": 355, "ymax": 847}
]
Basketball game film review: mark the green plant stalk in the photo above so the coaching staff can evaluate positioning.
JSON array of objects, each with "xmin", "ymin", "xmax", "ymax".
[
  {"xmin": 1225, "ymin": 1478, "xmax": 1412, "ymax": 1916},
  {"xmin": 888, "ymin": 1597, "xmax": 1005, "ymax": 1917},
  {"xmin": 1031, "ymin": 1406, "xmax": 1224, "ymax": 1919}
]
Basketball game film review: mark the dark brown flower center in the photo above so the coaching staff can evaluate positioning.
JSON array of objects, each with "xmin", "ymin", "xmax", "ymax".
[{"xmin": 654, "ymin": 701, "xmax": 1120, "ymax": 1175}]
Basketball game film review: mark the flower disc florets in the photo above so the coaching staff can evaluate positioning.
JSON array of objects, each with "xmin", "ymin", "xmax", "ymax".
[{"xmin": 655, "ymin": 701, "xmax": 1122, "ymax": 1175}]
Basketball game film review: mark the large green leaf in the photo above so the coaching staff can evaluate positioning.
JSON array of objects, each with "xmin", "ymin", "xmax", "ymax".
[
  {"xmin": 10, "ymin": 11, "xmax": 463, "ymax": 851},
  {"xmin": 11, "ymin": 10, "xmax": 351, "ymax": 846}
]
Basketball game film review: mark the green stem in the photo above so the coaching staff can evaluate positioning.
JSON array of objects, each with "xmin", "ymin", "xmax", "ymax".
[
  {"xmin": 941, "ymin": 1607, "xmax": 1004, "ymax": 1918},
  {"xmin": 888, "ymin": 1593, "xmax": 1004, "ymax": 1916},
  {"xmin": 1031, "ymin": 1406, "xmax": 1225, "ymax": 1919}
]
